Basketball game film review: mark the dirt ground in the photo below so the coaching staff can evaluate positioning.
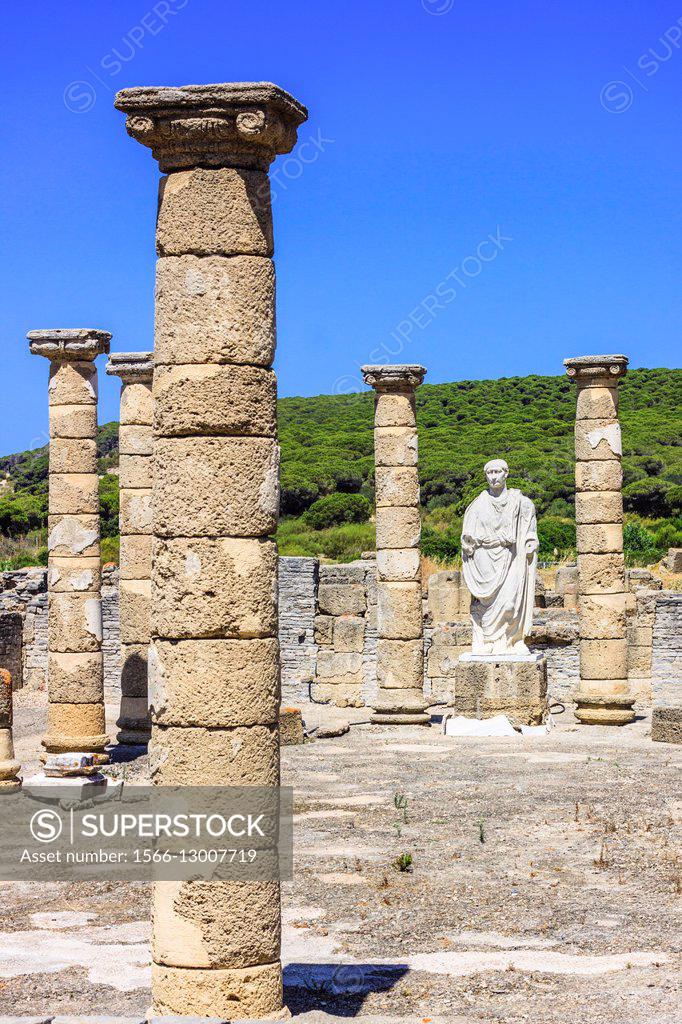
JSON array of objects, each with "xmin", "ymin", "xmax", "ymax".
[{"xmin": 0, "ymin": 690, "xmax": 680, "ymax": 1023}]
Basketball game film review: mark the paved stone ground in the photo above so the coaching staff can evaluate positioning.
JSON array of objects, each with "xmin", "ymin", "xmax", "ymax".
[{"xmin": 1, "ymin": 690, "xmax": 680, "ymax": 1022}]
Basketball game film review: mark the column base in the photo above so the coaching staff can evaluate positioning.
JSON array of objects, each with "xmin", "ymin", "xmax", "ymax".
[
  {"xmin": 116, "ymin": 728, "xmax": 151, "ymax": 747},
  {"xmin": 41, "ymin": 734, "xmax": 111, "ymax": 755},
  {"xmin": 151, "ymin": 960, "xmax": 289, "ymax": 1019},
  {"xmin": 573, "ymin": 683, "xmax": 635, "ymax": 726},
  {"xmin": 371, "ymin": 690, "xmax": 431, "ymax": 726}
]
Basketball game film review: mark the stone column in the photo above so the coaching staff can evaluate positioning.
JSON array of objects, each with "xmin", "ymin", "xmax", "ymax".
[
  {"xmin": 106, "ymin": 352, "xmax": 154, "ymax": 746},
  {"xmin": 0, "ymin": 668, "xmax": 21, "ymax": 791},
  {"xmin": 115, "ymin": 83, "xmax": 307, "ymax": 1020},
  {"xmin": 361, "ymin": 364, "xmax": 430, "ymax": 725},
  {"xmin": 28, "ymin": 329, "xmax": 111, "ymax": 754},
  {"xmin": 564, "ymin": 354, "xmax": 635, "ymax": 725}
]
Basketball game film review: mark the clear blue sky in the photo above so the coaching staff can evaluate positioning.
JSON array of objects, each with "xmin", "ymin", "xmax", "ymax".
[{"xmin": 1, "ymin": 0, "xmax": 680, "ymax": 455}]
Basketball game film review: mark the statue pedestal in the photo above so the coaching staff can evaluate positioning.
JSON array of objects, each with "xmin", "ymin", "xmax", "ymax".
[{"xmin": 454, "ymin": 653, "xmax": 548, "ymax": 727}]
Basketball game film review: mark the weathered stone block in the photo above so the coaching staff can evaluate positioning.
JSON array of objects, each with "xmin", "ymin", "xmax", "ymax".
[
  {"xmin": 627, "ymin": 624, "xmax": 653, "ymax": 646},
  {"xmin": 47, "ymin": 652, "xmax": 103, "ymax": 703},
  {"xmin": 652, "ymin": 706, "xmax": 682, "ymax": 744},
  {"xmin": 316, "ymin": 650, "xmax": 363, "ymax": 678},
  {"xmin": 575, "ymin": 460, "xmax": 623, "ymax": 492},
  {"xmin": 575, "ymin": 491, "xmax": 623, "ymax": 526},
  {"xmin": 120, "ymin": 382, "xmax": 154, "ymax": 425},
  {"xmin": 156, "ymin": 168, "xmax": 273, "ymax": 257},
  {"xmin": 627, "ymin": 645, "xmax": 652, "ymax": 677},
  {"xmin": 151, "ymin": 961, "xmax": 283, "ymax": 1019},
  {"xmin": 120, "ymin": 454, "xmax": 153, "ymax": 490},
  {"xmin": 665, "ymin": 547, "xmax": 682, "ymax": 572},
  {"xmin": 374, "ymin": 391, "xmax": 416, "ymax": 428},
  {"xmin": 49, "ymin": 473, "xmax": 99, "ymax": 516},
  {"xmin": 580, "ymin": 638, "xmax": 628, "ymax": 679},
  {"xmin": 119, "ymin": 424, "xmax": 153, "ymax": 457},
  {"xmin": 120, "ymin": 488, "xmax": 153, "ymax": 535},
  {"xmin": 317, "ymin": 584, "xmax": 366, "ymax": 616},
  {"xmin": 48, "ymin": 593, "xmax": 102, "ymax": 653},
  {"xmin": 119, "ymin": 579, "xmax": 151, "ymax": 645},
  {"xmin": 427, "ymin": 571, "xmax": 462, "ymax": 623},
  {"xmin": 49, "ymin": 404, "xmax": 97, "ymax": 440},
  {"xmin": 48, "ymin": 514, "xmax": 100, "ymax": 557},
  {"xmin": 154, "ymin": 363, "xmax": 277, "ymax": 437},
  {"xmin": 375, "ymin": 505, "xmax": 421, "ymax": 549},
  {"xmin": 427, "ymin": 643, "xmax": 466, "ymax": 679},
  {"xmin": 555, "ymin": 565, "xmax": 578, "ymax": 596},
  {"xmin": 150, "ymin": 638, "xmax": 279, "ymax": 728},
  {"xmin": 44, "ymin": 701, "xmax": 107, "ymax": 751},
  {"xmin": 575, "ymin": 385, "xmax": 618, "ymax": 420},
  {"xmin": 375, "ymin": 466, "xmax": 419, "ymax": 508},
  {"xmin": 454, "ymin": 656, "xmax": 548, "ymax": 726},
  {"xmin": 120, "ymin": 534, "xmax": 153, "ymax": 580},
  {"xmin": 48, "ymin": 361, "xmax": 97, "ymax": 406},
  {"xmin": 279, "ymin": 707, "xmax": 305, "ymax": 746},
  {"xmin": 154, "ymin": 437, "xmax": 278, "ymax": 537},
  {"xmin": 152, "ymin": 878, "xmax": 280, "ymax": 969},
  {"xmin": 149, "ymin": 724, "xmax": 278, "ymax": 786},
  {"xmin": 374, "ymin": 427, "xmax": 418, "ymax": 467},
  {"xmin": 377, "ymin": 638, "xmax": 423, "ymax": 688},
  {"xmin": 155, "ymin": 254, "xmax": 276, "ymax": 368},
  {"xmin": 377, "ymin": 582, "xmax": 422, "ymax": 639},
  {"xmin": 333, "ymin": 616, "xmax": 365, "ymax": 653},
  {"xmin": 49, "ymin": 437, "xmax": 98, "ymax": 475},
  {"xmin": 152, "ymin": 537, "xmax": 277, "ymax": 639},
  {"xmin": 376, "ymin": 547, "xmax": 421, "ymax": 582},
  {"xmin": 578, "ymin": 552, "xmax": 626, "ymax": 594},
  {"xmin": 47, "ymin": 556, "xmax": 100, "ymax": 594},
  {"xmin": 575, "ymin": 419, "xmax": 622, "ymax": 461},
  {"xmin": 310, "ymin": 680, "xmax": 364, "ymax": 707},
  {"xmin": 314, "ymin": 614, "xmax": 334, "ymax": 645},
  {"xmin": 576, "ymin": 523, "xmax": 623, "ymax": 555},
  {"xmin": 579, "ymin": 593, "xmax": 627, "ymax": 639}
]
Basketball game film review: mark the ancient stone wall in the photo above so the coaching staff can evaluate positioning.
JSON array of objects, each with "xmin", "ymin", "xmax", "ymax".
[
  {"xmin": 652, "ymin": 592, "xmax": 682, "ymax": 704},
  {"xmin": 278, "ymin": 556, "xmax": 319, "ymax": 705}
]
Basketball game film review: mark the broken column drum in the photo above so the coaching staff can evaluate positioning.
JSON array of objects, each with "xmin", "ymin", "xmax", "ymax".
[
  {"xmin": 106, "ymin": 352, "xmax": 154, "ymax": 745},
  {"xmin": 28, "ymin": 328, "xmax": 111, "ymax": 754},
  {"xmin": 115, "ymin": 82, "xmax": 307, "ymax": 1019},
  {"xmin": 361, "ymin": 364, "xmax": 430, "ymax": 725},
  {"xmin": 564, "ymin": 354, "xmax": 635, "ymax": 726}
]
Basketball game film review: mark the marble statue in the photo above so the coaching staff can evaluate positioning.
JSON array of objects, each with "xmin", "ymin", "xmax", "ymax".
[{"xmin": 461, "ymin": 460, "xmax": 538, "ymax": 655}]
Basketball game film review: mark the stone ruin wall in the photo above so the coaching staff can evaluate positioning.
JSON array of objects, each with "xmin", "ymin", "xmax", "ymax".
[{"xmin": 1, "ymin": 560, "xmax": 680, "ymax": 707}]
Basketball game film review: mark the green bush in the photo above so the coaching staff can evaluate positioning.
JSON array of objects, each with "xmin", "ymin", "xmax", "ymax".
[
  {"xmin": 277, "ymin": 520, "xmax": 374, "ymax": 562},
  {"xmin": 0, "ymin": 492, "xmax": 47, "ymax": 537},
  {"xmin": 100, "ymin": 535, "xmax": 120, "ymax": 565},
  {"xmin": 623, "ymin": 521, "xmax": 657, "ymax": 551},
  {"xmin": 421, "ymin": 524, "xmax": 461, "ymax": 563},
  {"xmin": 654, "ymin": 523, "xmax": 682, "ymax": 550},
  {"xmin": 99, "ymin": 474, "xmax": 120, "ymax": 539},
  {"xmin": 623, "ymin": 478, "xmax": 671, "ymax": 518},
  {"xmin": 537, "ymin": 516, "xmax": 576, "ymax": 555},
  {"xmin": 303, "ymin": 493, "xmax": 371, "ymax": 530}
]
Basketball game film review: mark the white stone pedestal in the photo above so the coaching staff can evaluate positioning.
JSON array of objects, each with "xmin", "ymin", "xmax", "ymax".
[{"xmin": 454, "ymin": 653, "xmax": 548, "ymax": 726}]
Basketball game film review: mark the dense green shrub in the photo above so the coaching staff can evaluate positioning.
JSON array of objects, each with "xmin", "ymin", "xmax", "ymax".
[
  {"xmin": 623, "ymin": 478, "xmax": 672, "ymax": 517},
  {"xmin": 537, "ymin": 516, "xmax": 576, "ymax": 555},
  {"xmin": 99, "ymin": 474, "xmax": 120, "ymax": 539},
  {"xmin": 654, "ymin": 523, "xmax": 682, "ymax": 549},
  {"xmin": 303, "ymin": 493, "xmax": 371, "ymax": 530},
  {"xmin": 0, "ymin": 492, "xmax": 46, "ymax": 537},
  {"xmin": 623, "ymin": 522, "xmax": 657, "ymax": 551},
  {"xmin": 421, "ymin": 525, "xmax": 461, "ymax": 562}
]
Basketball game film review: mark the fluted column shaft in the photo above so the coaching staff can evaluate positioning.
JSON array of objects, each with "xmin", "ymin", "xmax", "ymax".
[
  {"xmin": 106, "ymin": 352, "xmax": 154, "ymax": 745},
  {"xmin": 115, "ymin": 82, "xmax": 307, "ymax": 1020},
  {"xmin": 28, "ymin": 328, "xmax": 111, "ymax": 753},
  {"xmin": 565, "ymin": 354, "xmax": 635, "ymax": 725},
  {"xmin": 362, "ymin": 364, "xmax": 430, "ymax": 726}
]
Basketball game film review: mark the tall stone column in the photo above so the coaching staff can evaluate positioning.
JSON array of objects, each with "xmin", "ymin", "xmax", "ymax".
[
  {"xmin": 564, "ymin": 354, "xmax": 635, "ymax": 725},
  {"xmin": 106, "ymin": 352, "xmax": 154, "ymax": 746},
  {"xmin": 115, "ymin": 83, "xmax": 307, "ymax": 1020},
  {"xmin": 361, "ymin": 364, "xmax": 430, "ymax": 725},
  {"xmin": 28, "ymin": 329, "xmax": 111, "ymax": 754}
]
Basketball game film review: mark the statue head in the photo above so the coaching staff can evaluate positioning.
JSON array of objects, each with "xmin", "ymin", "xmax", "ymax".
[{"xmin": 484, "ymin": 458, "xmax": 509, "ymax": 495}]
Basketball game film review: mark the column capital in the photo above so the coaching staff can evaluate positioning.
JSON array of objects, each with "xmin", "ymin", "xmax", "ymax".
[
  {"xmin": 106, "ymin": 351, "xmax": 154, "ymax": 385},
  {"xmin": 114, "ymin": 82, "xmax": 308, "ymax": 173},
  {"xmin": 27, "ymin": 329, "xmax": 111, "ymax": 362},
  {"xmin": 361, "ymin": 364, "xmax": 427, "ymax": 392},
  {"xmin": 564, "ymin": 354, "xmax": 628, "ymax": 384}
]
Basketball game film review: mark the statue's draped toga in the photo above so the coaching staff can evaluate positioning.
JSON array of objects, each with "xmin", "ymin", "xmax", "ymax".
[{"xmin": 461, "ymin": 486, "xmax": 538, "ymax": 655}]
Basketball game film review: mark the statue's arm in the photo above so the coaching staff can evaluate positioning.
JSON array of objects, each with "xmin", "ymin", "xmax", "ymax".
[{"xmin": 521, "ymin": 496, "xmax": 539, "ymax": 556}]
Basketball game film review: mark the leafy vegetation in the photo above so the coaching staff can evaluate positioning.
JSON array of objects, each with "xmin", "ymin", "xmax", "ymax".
[{"xmin": 1, "ymin": 370, "xmax": 679, "ymax": 567}]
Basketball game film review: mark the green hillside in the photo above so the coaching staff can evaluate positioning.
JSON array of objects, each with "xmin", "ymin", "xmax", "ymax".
[{"xmin": 1, "ymin": 368, "xmax": 680, "ymax": 568}]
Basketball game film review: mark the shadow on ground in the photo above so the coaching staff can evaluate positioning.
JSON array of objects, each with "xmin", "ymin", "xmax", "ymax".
[{"xmin": 284, "ymin": 963, "xmax": 409, "ymax": 1016}]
